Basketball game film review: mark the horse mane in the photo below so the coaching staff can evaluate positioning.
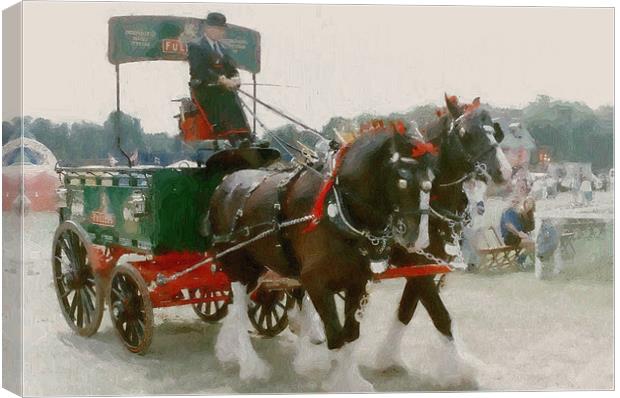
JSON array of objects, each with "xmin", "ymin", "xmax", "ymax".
[{"xmin": 337, "ymin": 118, "xmax": 407, "ymax": 145}]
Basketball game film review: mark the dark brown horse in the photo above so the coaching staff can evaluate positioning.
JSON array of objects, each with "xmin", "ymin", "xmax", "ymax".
[
  {"xmin": 375, "ymin": 95, "xmax": 511, "ymax": 372},
  {"xmin": 208, "ymin": 127, "xmax": 435, "ymax": 388}
]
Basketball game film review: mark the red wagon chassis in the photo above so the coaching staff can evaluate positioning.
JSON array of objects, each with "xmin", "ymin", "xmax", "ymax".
[
  {"xmin": 93, "ymin": 247, "xmax": 231, "ymax": 308},
  {"xmin": 93, "ymin": 244, "xmax": 451, "ymax": 308}
]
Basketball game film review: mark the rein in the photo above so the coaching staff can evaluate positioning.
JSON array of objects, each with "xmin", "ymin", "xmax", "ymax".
[{"xmin": 304, "ymin": 144, "xmax": 351, "ymax": 233}]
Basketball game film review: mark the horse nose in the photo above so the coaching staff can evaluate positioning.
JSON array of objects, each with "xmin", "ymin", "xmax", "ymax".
[{"xmin": 476, "ymin": 201, "xmax": 485, "ymax": 215}]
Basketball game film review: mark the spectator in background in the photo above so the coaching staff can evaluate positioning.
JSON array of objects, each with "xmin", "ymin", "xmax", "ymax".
[
  {"xmin": 500, "ymin": 198, "xmax": 536, "ymax": 268},
  {"xmin": 580, "ymin": 176, "xmax": 593, "ymax": 204}
]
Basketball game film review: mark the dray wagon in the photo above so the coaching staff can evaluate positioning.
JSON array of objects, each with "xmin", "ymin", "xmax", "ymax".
[{"xmin": 52, "ymin": 15, "xmax": 451, "ymax": 354}]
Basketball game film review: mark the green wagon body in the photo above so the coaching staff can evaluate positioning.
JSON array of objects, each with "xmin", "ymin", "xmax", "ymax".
[
  {"xmin": 57, "ymin": 147, "xmax": 281, "ymax": 254},
  {"xmin": 60, "ymin": 167, "xmax": 221, "ymax": 254}
]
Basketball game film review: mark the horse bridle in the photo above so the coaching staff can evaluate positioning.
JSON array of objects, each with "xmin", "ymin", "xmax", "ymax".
[
  {"xmin": 327, "ymin": 149, "xmax": 430, "ymax": 256},
  {"xmin": 438, "ymin": 117, "xmax": 497, "ymax": 187}
]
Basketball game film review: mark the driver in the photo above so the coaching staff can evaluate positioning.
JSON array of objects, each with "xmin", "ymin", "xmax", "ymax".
[{"xmin": 188, "ymin": 12, "xmax": 251, "ymax": 142}]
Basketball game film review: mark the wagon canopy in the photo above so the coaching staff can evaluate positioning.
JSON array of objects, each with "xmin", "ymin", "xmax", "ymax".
[{"xmin": 108, "ymin": 15, "xmax": 261, "ymax": 74}]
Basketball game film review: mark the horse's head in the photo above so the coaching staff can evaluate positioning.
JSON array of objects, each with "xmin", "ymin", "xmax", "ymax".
[
  {"xmin": 440, "ymin": 95, "xmax": 512, "ymax": 184},
  {"xmin": 384, "ymin": 133, "xmax": 437, "ymax": 251},
  {"xmin": 337, "ymin": 127, "xmax": 436, "ymax": 255}
]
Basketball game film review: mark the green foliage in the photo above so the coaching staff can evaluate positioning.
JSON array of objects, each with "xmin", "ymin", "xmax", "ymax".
[
  {"xmin": 318, "ymin": 95, "xmax": 614, "ymax": 171},
  {"xmin": 522, "ymin": 95, "xmax": 613, "ymax": 170},
  {"xmin": 4, "ymin": 111, "xmax": 182, "ymax": 166},
  {"xmin": 3, "ymin": 95, "xmax": 613, "ymax": 170}
]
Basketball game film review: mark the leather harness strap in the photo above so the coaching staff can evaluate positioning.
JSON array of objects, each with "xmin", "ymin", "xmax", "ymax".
[{"xmin": 274, "ymin": 167, "xmax": 305, "ymax": 274}]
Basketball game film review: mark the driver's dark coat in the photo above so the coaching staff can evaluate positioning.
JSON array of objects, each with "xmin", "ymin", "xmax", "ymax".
[{"xmin": 187, "ymin": 37, "xmax": 250, "ymax": 137}]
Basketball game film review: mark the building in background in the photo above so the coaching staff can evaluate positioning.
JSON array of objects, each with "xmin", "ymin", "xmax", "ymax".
[
  {"xmin": 3, "ymin": 137, "xmax": 60, "ymax": 212},
  {"xmin": 499, "ymin": 122, "xmax": 537, "ymax": 169}
]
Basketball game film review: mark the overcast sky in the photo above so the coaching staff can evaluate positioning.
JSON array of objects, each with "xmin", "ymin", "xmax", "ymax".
[{"xmin": 17, "ymin": 1, "xmax": 613, "ymax": 135}]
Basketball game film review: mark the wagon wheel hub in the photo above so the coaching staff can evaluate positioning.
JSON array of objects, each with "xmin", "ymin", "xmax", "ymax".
[{"xmin": 62, "ymin": 270, "xmax": 81, "ymax": 290}]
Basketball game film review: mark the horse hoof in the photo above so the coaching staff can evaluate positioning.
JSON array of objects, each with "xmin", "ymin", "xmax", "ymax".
[
  {"xmin": 239, "ymin": 359, "xmax": 272, "ymax": 381},
  {"xmin": 322, "ymin": 376, "xmax": 375, "ymax": 393},
  {"xmin": 309, "ymin": 336, "xmax": 326, "ymax": 345}
]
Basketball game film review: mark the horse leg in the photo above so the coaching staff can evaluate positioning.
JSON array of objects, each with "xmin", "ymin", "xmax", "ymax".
[
  {"xmin": 417, "ymin": 277, "xmax": 453, "ymax": 340},
  {"xmin": 342, "ymin": 283, "xmax": 367, "ymax": 343},
  {"xmin": 322, "ymin": 284, "xmax": 374, "ymax": 392},
  {"xmin": 290, "ymin": 292, "xmax": 330, "ymax": 375},
  {"xmin": 215, "ymin": 281, "xmax": 271, "ymax": 381},
  {"xmin": 304, "ymin": 285, "xmax": 343, "ymax": 350},
  {"xmin": 373, "ymin": 277, "xmax": 423, "ymax": 371},
  {"xmin": 418, "ymin": 278, "xmax": 479, "ymax": 387}
]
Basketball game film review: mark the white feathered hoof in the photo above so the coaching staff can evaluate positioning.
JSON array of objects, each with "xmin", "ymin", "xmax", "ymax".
[
  {"xmin": 238, "ymin": 351, "xmax": 272, "ymax": 382},
  {"xmin": 215, "ymin": 282, "xmax": 272, "ymax": 381},
  {"xmin": 434, "ymin": 337, "xmax": 479, "ymax": 389},
  {"xmin": 291, "ymin": 294, "xmax": 329, "ymax": 375},
  {"xmin": 322, "ymin": 343, "xmax": 375, "ymax": 392},
  {"xmin": 293, "ymin": 335, "xmax": 330, "ymax": 375},
  {"xmin": 372, "ymin": 319, "xmax": 410, "ymax": 372}
]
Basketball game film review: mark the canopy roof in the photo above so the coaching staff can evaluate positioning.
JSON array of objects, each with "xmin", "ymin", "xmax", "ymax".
[{"xmin": 108, "ymin": 15, "xmax": 261, "ymax": 74}]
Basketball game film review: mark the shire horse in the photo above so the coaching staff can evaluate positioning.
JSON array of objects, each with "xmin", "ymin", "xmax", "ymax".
[
  {"xmin": 375, "ymin": 95, "xmax": 512, "ymax": 372},
  {"xmin": 208, "ymin": 126, "xmax": 436, "ymax": 389}
]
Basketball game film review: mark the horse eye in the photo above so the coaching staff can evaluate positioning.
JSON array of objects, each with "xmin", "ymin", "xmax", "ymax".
[{"xmin": 398, "ymin": 179, "xmax": 408, "ymax": 189}]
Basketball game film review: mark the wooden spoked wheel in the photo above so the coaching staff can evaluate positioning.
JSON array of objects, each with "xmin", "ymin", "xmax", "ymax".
[
  {"xmin": 108, "ymin": 264, "xmax": 154, "ymax": 354},
  {"xmin": 190, "ymin": 288, "xmax": 230, "ymax": 323},
  {"xmin": 248, "ymin": 290, "xmax": 293, "ymax": 337},
  {"xmin": 52, "ymin": 221, "xmax": 105, "ymax": 337}
]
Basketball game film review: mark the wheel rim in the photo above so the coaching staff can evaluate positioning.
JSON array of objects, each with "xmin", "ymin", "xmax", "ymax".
[
  {"xmin": 109, "ymin": 270, "xmax": 149, "ymax": 351},
  {"xmin": 248, "ymin": 291, "xmax": 291, "ymax": 337},
  {"xmin": 52, "ymin": 224, "xmax": 102, "ymax": 336},
  {"xmin": 191, "ymin": 288, "xmax": 230, "ymax": 323}
]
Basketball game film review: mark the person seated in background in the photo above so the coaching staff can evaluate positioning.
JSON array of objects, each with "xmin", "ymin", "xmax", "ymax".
[
  {"xmin": 500, "ymin": 197, "xmax": 536, "ymax": 256},
  {"xmin": 535, "ymin": 218, "xmax": 561, "ymax": 279},
  {"xmin": 580, "ymin": 176, "xmax": 593, "ymax": 204}
]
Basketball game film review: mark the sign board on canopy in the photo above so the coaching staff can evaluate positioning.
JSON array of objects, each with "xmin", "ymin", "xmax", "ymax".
[{"xmin": 108, "ymin": 15, "xmax": 261, "ymax": 74}]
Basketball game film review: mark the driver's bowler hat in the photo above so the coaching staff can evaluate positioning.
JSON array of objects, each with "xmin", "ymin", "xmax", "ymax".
[{"xmin": 205, "ymin": 12, "xmax": 227, "ymax": 27}]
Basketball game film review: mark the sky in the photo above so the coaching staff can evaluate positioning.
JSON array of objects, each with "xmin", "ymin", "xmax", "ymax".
[{"xmin": 15, "ymin": 1, "xmax": 614, "ymax": 135}]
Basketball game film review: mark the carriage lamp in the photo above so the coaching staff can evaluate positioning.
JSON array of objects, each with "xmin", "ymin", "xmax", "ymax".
[
  {"xmin": 55, "ymin": 187, "xmax": 67, "ymax": 207},
  {"xmin": 127, "ymin": 191, "xmax": 147, "ymax": 218}
]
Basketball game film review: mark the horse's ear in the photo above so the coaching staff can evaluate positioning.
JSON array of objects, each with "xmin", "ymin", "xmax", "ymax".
[
  {"xmin": 445, "ymin": 93, "xmax": 462, "ymax": 118},
  {"xmin": 493, "ymin": 122, "xmax": 504, "ymax": 143},
  {"xmin": 423, "ymin": 114, "xmax": 450, "ymax": 143}
]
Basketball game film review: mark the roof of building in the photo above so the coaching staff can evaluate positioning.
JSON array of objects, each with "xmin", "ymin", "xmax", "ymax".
[{"xmin": 499, "ymin": 121, "xmax": 537, "ymax": 151}]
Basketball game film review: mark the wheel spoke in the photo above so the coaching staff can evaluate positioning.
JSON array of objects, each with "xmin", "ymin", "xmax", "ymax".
[
  {"xmin": 84, "ymin": 283, "xmax": 96, "ymax": 297},
  {"xmin": 83, "ymin": 287, "xmax": 95, "ymax": 312},
  {"xmin": 60, "ymin": 286, "xmax": 74, "ymax": 300},
  {"xmin": 76, "ymin": 290, "xmax": 84, "ymax": 328},
  {"xmin": 266, "ymin": 308, "xmax": 273, "ymax": 329},
  {"xmin": 55, "ymin": 255, "xmax": 69, "ymax": 268},
  {"xmin": 69, "ymin": 289, "xmax": 79, "ymax": 320},
  {"xmin": 257, "ymin": 305, "xmax": 266, "ymax": 326},
  {"xmin": 125, "ymin": 321, "xmax": 134, "ymax": 345},
  {"xmin": 111, "ymin": 285, "xmax": 126, "ymax": 301},
  {"xmin": 129, "ymin": 321, "xmax": 140, "ymax": 346},
  {"xmin": 59, "ymin": 236, "xmax": 77, "ymax": 268},
  {"xmin": 81, "ymin": 291, "xmax": 92, "ymax": 325},
  {"xmin": 136, "ymin": 319, "xmax": 146, "ymax": 335}
]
